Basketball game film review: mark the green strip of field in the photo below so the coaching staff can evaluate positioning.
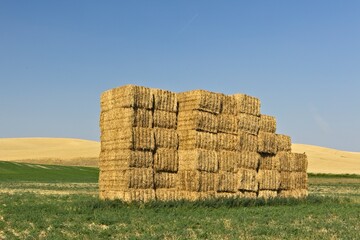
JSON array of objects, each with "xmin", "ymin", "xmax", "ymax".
[{"xmin": 0, "ymin": 161, "xmax": 99, "ymax": 183}]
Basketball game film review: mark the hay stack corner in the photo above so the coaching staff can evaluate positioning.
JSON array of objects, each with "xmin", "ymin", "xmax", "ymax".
[{"xmin": 99, "ymin": 85, "xmax": 308, "ymax": 202}]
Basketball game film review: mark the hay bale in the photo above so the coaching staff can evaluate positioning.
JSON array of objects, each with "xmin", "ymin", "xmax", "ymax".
[
  {"xmin": 233, "ymin": 94, "xmax": 261, "ymax": 116},
  {"xmin": 257, "ymin": 131, "xmax": 277, "ymax": 154},
  {"xmin": 258, "ymin": 190, "xmax": 278, "ymax": 199},
  {"xmin": 278, "ymin": 189, "xmax": 308, "ymax": 199},
  {"xmin": 155, "ymin": 189, "xmax": 179, "ymax": 201},
  {"xmin": 278, "ymin": 151, "xmax": 292, "ymax": 171},
  {"xmin": 239, "ymin": 131, "xmax": 258, "ymax": 152},
  {"xmin": 259, "ymin": 154, "xmax": 280, "ymax": 171},
  {"xmin": 178, "ymin": 149, "xmax": 218, "ymax": 173},
  {"xmin": 198, "ymin": 172, "xmax": 217, "ymax": 192},
  {"xmin": 152, "ymin": 88, "xmax": 178, "ymax": 112},
  {"xmin": 178, "ymin": 90, "xmax": 222, "ymax": 114},
  {"xmin": 101, "ymin": 127, "xmax": 155, "ymax": 151},
  {"xmin": 120, "ymin": 189, "xmax": 156, "ymax": 202},
  {"xmin": 99, "ymin": 168, "xmax": 154, "ymax": 189},
  {"xmin": 217, "ymin": 133, "xmax": 240, "ymax": 151},
  {"xmin": 100, "ymin": 108, "xmax": 153, "ymax": 130},
  {"xmin": 101, "ymin": 85, "xmax": 153, "ymax": 111},
  {"xmin": 237, "ymin": 113, "xmax": 260, "ymax": 135},
  {"xmin": 291, "ymin": 153, "xmax": 308, "ymax": 172},
  {"xmin": 217, "ymin": 114, "xmax": 238, "ymax": 135},
  {"xmin": 217, "ymin": 171, "xmax": 237, "ymax": 193},
  {"xmin": 218, "ymin": 150, "xmax": 240, "ymax": 172},
  {"xmin": 177, "ymin": 170, "xmax": 200, "ymax": 192},
  {"xmin": 153, "ymin": 110, "xmax": 177, "ymax": 129},
  {"xmin": 237, "ymin": 168, "xmax": 258, "ymax": 192},
  {"xmin": 154, "ymin": 128, "xmax": 178, "ymax": 149},
  {"xmin": 280, "ymin": 172, "xmax": 308, "ymax": 190},
  {"xmin": 221, "ymin": 95, "xmax": 237, "ymax": 115},
  {"xmin": 99, "ymin": 150, "xmax": 153, "ymax": 170},
  {"xmin": 279, "ymin": 171, "xmax": 291, "ymax": 190},
  {"xmin": 239, "ymin": 151, "xmax": 260, "ymax": 170},
  {"xmin": 241, "ymin": 191, "xmax": 257, "ymax": 199},
  {"xmin": 177, "ymin": 110, "xmax": 218, "ymax": 133},
  {"xmin": 218, "ymin": 151, "xmax": 259, "ymax": 171},
  {"xmin": 178, "ymin": 130, "xmax": 217, "ymax": 151},
  {"xmin": 257, "ymin": 170, "xmax": 281, "ymax": 190},
  {"xmin": 259, "ymin": 115, "xmax": 277, "ymax": 133},
  {"xmin": 276, "ymin": 134, "xmax": 292, "ymax": 152},
  {"xmin": 290, "ymin": 172, "xmax": 308, "ymax": 190},
  {"xmin": 154, "ymin": 148, "xmax": 178, "ymax": 173},
  {"xmin": 155, "ymin": 172, "xmax": 177, "ymax": 189}
]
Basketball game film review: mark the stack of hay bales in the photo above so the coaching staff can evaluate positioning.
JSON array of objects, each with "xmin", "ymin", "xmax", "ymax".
[
  {"xmin": 99, "ymin": 85, "xmax": 156, "ymax": 202},
  {"xmin": 217, "ymin": 94, "xmax": 260, "ymax": 199},
  {"xmin": 152, "ymin": 89, "xmax": 179, "ymax": 201},
  {"xmin": 177, "ymin": 90, "xmax": 222, "ymax": 200},
  {"xmin": 98, "ymin": 84, "xmax": 308, "ymax": 202}
]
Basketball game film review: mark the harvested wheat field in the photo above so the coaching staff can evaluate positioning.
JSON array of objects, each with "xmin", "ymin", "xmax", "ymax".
[
  {"xmin": 292, "ymin": 144, "xmax": 360, "ymax": 175},
  {"xmin": 0, "ymin": 138, "xmax": 100, "ymax": 167}
]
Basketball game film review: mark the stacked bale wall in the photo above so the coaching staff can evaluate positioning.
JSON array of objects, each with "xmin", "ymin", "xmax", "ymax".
[{"xmin": 99, "ymin": 85, "xmax": 308, "ymax": 202}]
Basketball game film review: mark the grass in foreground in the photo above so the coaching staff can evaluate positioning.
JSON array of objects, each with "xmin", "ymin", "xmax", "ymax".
[{"xmin": 0, "ymin": 161, "xmax": 359, "ymax": 239}]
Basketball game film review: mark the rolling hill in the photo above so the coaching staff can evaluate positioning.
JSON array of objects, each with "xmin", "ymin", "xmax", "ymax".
[{"xmin": 0, "ymin": 138, "xmax": 359, "ymax": 174}]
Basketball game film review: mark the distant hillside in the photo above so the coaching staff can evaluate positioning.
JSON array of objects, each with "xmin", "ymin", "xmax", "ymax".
[
  {"xmin": 0, "ymin": 138, "xmax": 359, "ymax": 174},
  {"xmin": 292, "ymin": 144, "xmax": 360, "ymax": 174},
  {"xmin": 0, "ymin": 138, "xmax": 100, "ymax": 167}
]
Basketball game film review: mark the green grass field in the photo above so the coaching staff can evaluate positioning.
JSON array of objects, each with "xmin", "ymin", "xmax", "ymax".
[{"xmin": 0, "ymin": 161, "xmax": 359, "ymax": 239}]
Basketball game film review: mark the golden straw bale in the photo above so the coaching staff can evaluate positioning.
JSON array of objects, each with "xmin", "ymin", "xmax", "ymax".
[
  {"xmin": 100, "ymin": 85, "xmax": 153, "ymax": 111},
  {"xmin": 198, "ymin": 172, "xmax": 217, "ymax": 192},
  {"xmin": 217, "ymin": 171, "xmax": 237, "ymax": 193},
  {"xmin": 100, "ymin": 108, "xmax": 153, "ymax": 130},
  {"xmin": 239, "ymin": 151, "xmax": 260, "ymax": 170},
  {"xmin": 290, "ymin": 172, "xmax": 308, "ymax": 190},
  {"xmin": 217, "ymin": 114, "xmax": 238, "ymax": 135},
  {"xmin": 154, "ymin": 128, "xmax": 179, "ymax": 149},
  {"xmin": 176, "ymin": 191, "xmax": 200, "ymax": 201},
  {"xmin": 278, "ymin": 189, "xmax": 308, "ymax": 199},
  {"xmin": 218, "ymin": 150, "xmax": 240, "ymax": 173},
  {"xmin": 99, "ymin": 168, "xmax": 154, "ymax": 189},
  {"xmin": 152, "ymin": 88, "xmax": 178, "ymax": 112},
  {"xmin": 279, "ymin": 171, "xmax": 291, "ymax": 190},
  {"xmin": 118, "ymin": 189, "xmax": 156, "ymax": 202},
  {"xmin": 257, "ymin": 170, "xmax": 281, "ymax": 190},
  {"xmin": 177, "ymin": 170, "xmax": 200, "ymax": 192},
  {"xmin": 258, "ymin": 154, "xmax": 280, "ymax": 171},
  {"xmin": 257, "ymin": 131, "xmax": 277, "ymax": 154},
  {"xmin": 237, "ymin": 168, "xmax": 258, "ymax": 192},
  {"xmin": 239, "ymin": 131, "xmax": 258, "ymax": 152},
  {"xmin": 221, "ymin": 95, "xmax": 237, "ymax": 115},
  {"xmin": 276, "ymin": 134, "xmax": 292, "ymax": 152},
  {"xmin": 241, "ymin": 191, "xmax": 257, "ymax": 199},
  {"xmin": 178, "ymin": 149, "xmax": 218, "ymax": 173},
  {"xmin": 155, "ymin": 172, "xmax": 177, "ymax": 189},
  {"xmin": 99, "ymin": 150, "xmax": 153, "ymax": 170},
  {"xmin": 237, "ymin": 113, "xmax": 260, "ymax": 135},
  {"xmin": 178, "ymin": 90, "xmax": 222, "ymax": 114},
  {"xmin": 233, "ymin": 94, "xmax": 261, "ymax": 116},
  {"xmin": 259, "ymin": 115, "xmax": 277, "ymax": 133},
  {"xmin": 155, "ymin": 189, "xmax": 179, "ymax": 201},
  {"xmin": 100, "ymin": 127, "xmax": 155, "ymax": 151},
  {"xmin": 177, "ymin": 110, "xmax": 218, "ymax": 133},
  {"xmin": 217, "ymin": 133, "xmax": 240, "ymax": 151},
  {"xmin": 258, "ymin": 190, "xmax": 278, "ymax": 199},
  {"xmin": 153, "ymin": 110, "xmax": 177, "ymax": 129},
  {"xmin": 178, "ymin": 130, "xmax": 217, "ymax": 151},
  {"xmin": 154, "ymin": 148, "xmax": 178, "ymax": 173},
  {"xmin": 291, "ymin": 153, "xmax": 308, "ymax": 172},
  {"xmin": 278, "ymin": 151, "xmax": 292, "ymax": 171}
]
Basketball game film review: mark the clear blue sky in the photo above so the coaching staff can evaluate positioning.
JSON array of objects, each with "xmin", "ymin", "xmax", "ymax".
[{"xmin": 1, "ymin": 1, "xmax": 360, "ymax": 151}]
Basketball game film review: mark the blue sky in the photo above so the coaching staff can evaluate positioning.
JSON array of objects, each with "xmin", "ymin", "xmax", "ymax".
[{"xmin": 1, "ymin": 1, "xmax": 360, "ymax": 151}]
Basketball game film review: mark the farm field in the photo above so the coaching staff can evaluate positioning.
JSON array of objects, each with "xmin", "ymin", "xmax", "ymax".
[{"xmin": 0, "ymin": 161, "xmax": 359, "ymax": 239}]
